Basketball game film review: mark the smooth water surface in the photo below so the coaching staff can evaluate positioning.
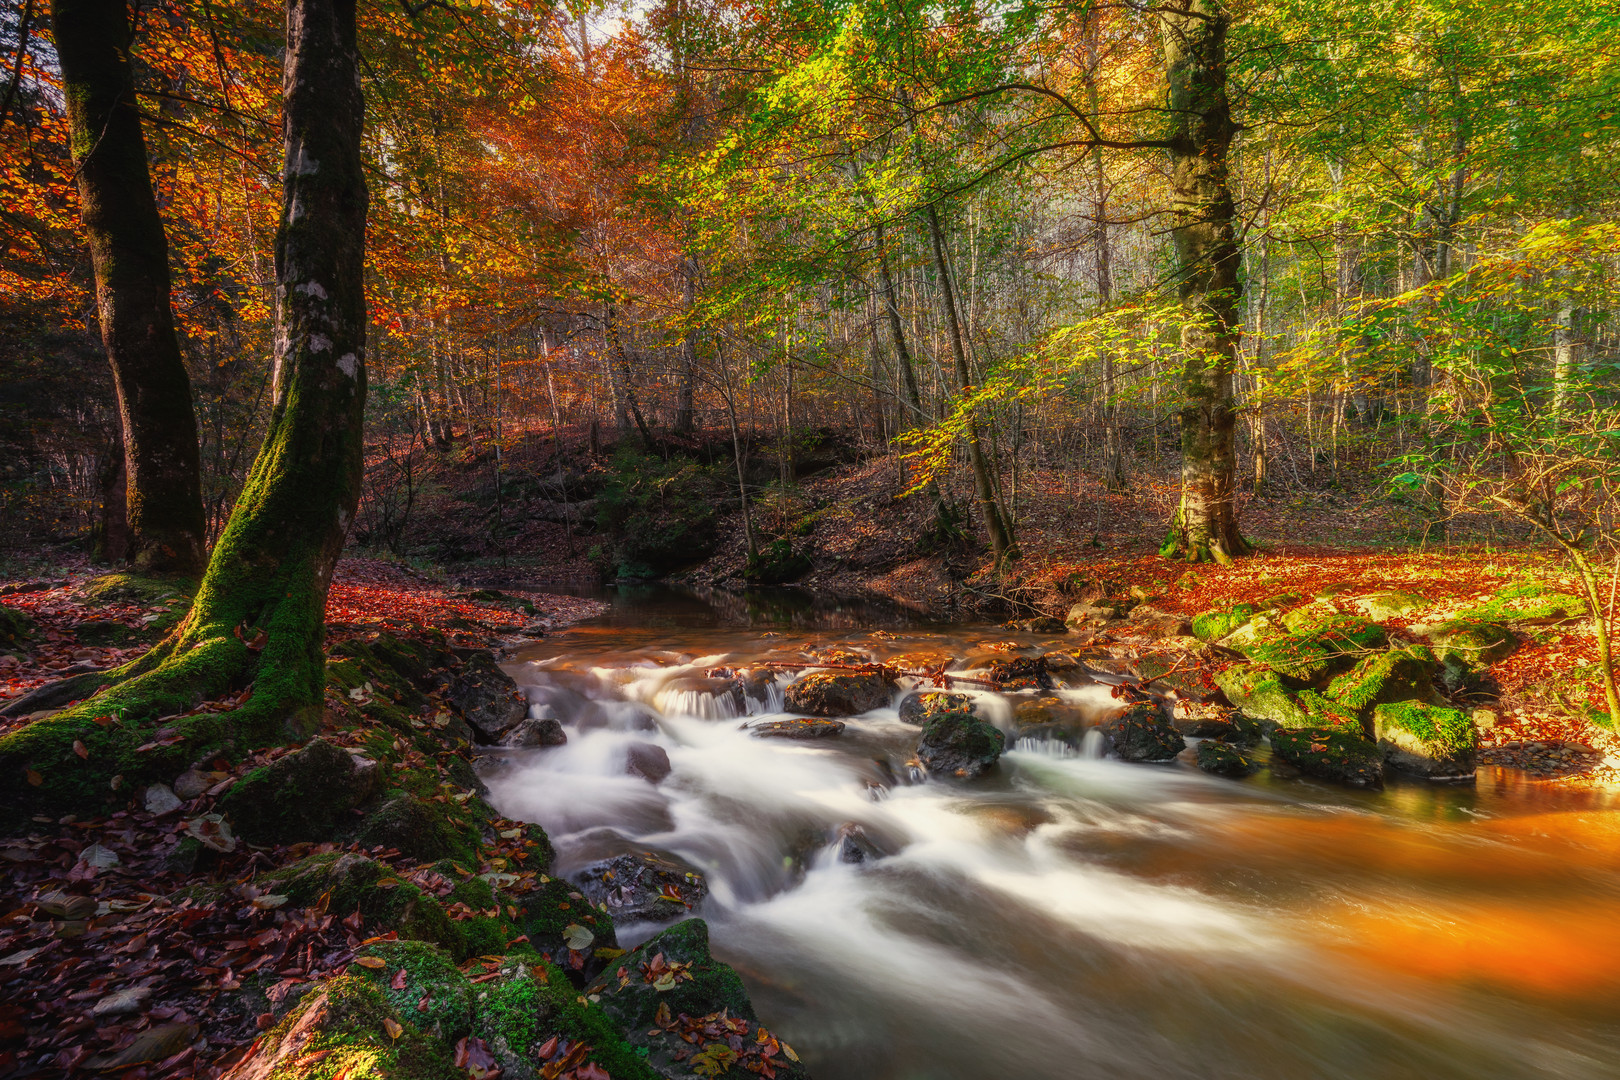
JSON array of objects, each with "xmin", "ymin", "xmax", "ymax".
[{"xmin": 484, "ymin": 586, "xmax": 1620, "ymax": 1080}]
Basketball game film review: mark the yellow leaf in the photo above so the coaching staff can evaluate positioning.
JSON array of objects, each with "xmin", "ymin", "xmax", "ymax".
[
  {"xmin": 354, "ymin": 956, "xmax": 387, "ymax": 969},
  {"xmin": 382, "ymin": 1017, "xmax": 403, "ymax": 1040}
]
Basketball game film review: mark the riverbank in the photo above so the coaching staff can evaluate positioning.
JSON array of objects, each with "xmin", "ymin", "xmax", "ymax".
[{"xmin": 0, "ymin": 561, "xmax": 806, "ymax": 1080}]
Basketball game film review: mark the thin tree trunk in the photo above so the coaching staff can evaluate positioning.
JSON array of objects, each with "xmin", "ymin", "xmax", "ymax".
[
  {"xmin": 1158, "ymin": 0, "xmax": 1250, "ymax": 564},
  {"xmin": 53, "ymin": 0, "xmax": 206, "ymax": 575},
  {"xmin": 924, "ymin": 202, "xmax": 1012, "ymax": 564},
  {"xmin": 874, "ymin": 220, "xmax": 925, "ymax": 425}
]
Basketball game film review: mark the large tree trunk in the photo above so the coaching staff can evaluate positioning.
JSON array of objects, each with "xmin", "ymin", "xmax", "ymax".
[
  {"xmin": 1158, "ymin": 0, "xmax": 1250, "ymax": 564},
  {"xmin": 53, "ymin": 0, "xmax": 206, "ymax": 575},
  {"xmin": 0, "ymin": 0, "xmax": 368, "ymax": 828}
]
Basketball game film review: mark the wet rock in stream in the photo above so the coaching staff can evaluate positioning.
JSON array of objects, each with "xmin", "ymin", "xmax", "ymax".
[
  {"xmin": 448, "ymin": 648, "xmax": 528, "ymax": 740},
  {"xmin": 571, "ymin": 852, "xmax": 709, "ymax": 923},
  {"xmin": 785, "ymin": 669, "xmax": 894, "ymax": 716},
  {"xmin": 898, "ymin": 691, "xmax": 977, "ymax": 725},
  {"xmin": 750, "ymin": 718, "xmax": 846, "ymax": 739},
  {"xmin": 503, "ymin": 715, "xmax": 568, "ymax": 747},
  {"xmin": 626, "ymin": 741, "xmax": 672, "ymax": 783},
  {"xmin": 1102, "ymin": 702, "xmax": 1187, "ymax": 762},
  {"xmin": 917, "ymin": 711, "xmax": 1006, "ymax": 779}
]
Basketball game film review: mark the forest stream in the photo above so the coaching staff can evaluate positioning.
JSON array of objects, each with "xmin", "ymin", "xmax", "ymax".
[{"xmin": 481, "ymin": 587, "xmax": 1620, "ymax": 1080}]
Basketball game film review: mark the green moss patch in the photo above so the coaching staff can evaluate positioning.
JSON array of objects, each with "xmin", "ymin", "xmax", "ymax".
[
  {"xmin": 1191, "ymin": 603, "xmax": 1259, "ymax": 643},
  {"xmin": 1269, "ymin": 726, "xmax": 1384, "ymax": 789},
  {"xmin": 1373, "ymin": 702, "xmax": 1479, "ymax": 780},
  {"xmin": 1325, "ymin": 647, "xmax": 1437, "ymax": 719}
]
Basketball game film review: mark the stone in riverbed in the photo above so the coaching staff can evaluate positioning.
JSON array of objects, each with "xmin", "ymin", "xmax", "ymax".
[
  {"xmin": 1102, "ymin": 701, "xmax": 1186, "ymax": 762},
  {"xmin": 446, "ymin": 648, "xmax": 527, "ymax": 740},
  {"xmin": 1196, "ymin": 739, "xmax": 1259, "ymax": 778},
  {"xmin": 626, "ymin": 741, "xmax": 672, "ymax": 783},
  {"xmin": 916, "ymin": 711, "xmax": 1005, "ymax": 779},
  {"xmin": 750, "ymin": 718, "xmax": 845, "ymax": 739},
  {"xmin": 899, "ymin": 691, "xmax": 977, "ymax": 725},
  {"xmin": 784, "ymin": 669, "xmax": 894, "ymax": 716},
  {"xmin": 570, "ymin": 852, "xmax": 708, "ymax": 923},
  {"xmin": 1373, "ymin": 701, "xmax": 1478, "ymax": 780},
  {"xmin": 1269, "ymin": 726, "xmax": 1384, "ymax": 789},
  {"xmin": 503, "ymin": 716, "xmax": 567, "ymax": 747}
]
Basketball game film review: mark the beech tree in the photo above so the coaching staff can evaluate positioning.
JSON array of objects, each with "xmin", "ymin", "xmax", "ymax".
[
  {"xmin": 0, "ymin": 0, "xmax": 368, "ymax": 825},
  {"xmin": 52, "ymin": 0, "xmax": 206, "ymax": 575},
  {"xmin": 1158, "ymin": 0, "xmax": 1250, "ymax": 564}
]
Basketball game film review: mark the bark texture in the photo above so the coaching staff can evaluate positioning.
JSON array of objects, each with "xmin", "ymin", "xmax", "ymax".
[
  {"xmin": 53, "ymin": 0, "xmax": 206, "ymax": 575},
  {"xmin": 0, "ymin": 0, "xmax": 368, "ymax": 829},
  {"xmin": 1159, "ymin": 0, "xmax": 1250, "ymax": 564}
]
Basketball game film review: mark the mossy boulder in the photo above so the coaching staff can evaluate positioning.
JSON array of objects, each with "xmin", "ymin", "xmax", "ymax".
[
  {"xmin": 217, "ymin": 738, "xmax": 381, "ymax": 845},
  {"xmin": 750, "ymin": 718, "xmax": 845, "ymax": 739},
  {"xmin": 1214, "ymin": 665, "xmax": 1310, "ymax": 733},
  {"xmin": 1350, "ymin": 590, "xmax": 1428, "ymax": 621},
  {"xmin": 1269, "ymin": 726, "xmax": 1384, "ymax": 789},
  {"xmin": 588, "ymin": 919, "xmax": 809, "ymax": 1080},
  {"xmin": 0, "ymin": 604, "xmax": 34, "ymax": 651},
  {"xmin": 1102, "ymin": 701, "xmax": 1186, "ymax": 762},
  {"xmin": 1196, "ymin": 740, "xmax": 1259, "ymax": 778},
  {"xmin": 515, "ymin": 873, "xmax": 619, "ymax": 967},
  {"xmin": 897, "ymin": 691, "xmax": 976, "ymax": 726},
  {"xmin": 1240, "ymin": 616, "xmax": 1388, "ymax": 687},
  {"xmin": 1373, "ymin": 702, "xmax": 1479, "ymax": 780},
  {"xmin": 1417, "ymin": 617, "xmax": 1518, "ymax": 665},
  {"xmin": 221, "ymin": 974, "xmax": 457, "ymax": 1080},
  {"xmin": 351, "ymin": 940, "xmax": 475, "ymax": 1041},
  {"xmin": 81, "ymin": 573, "xmax": 195, "ymax": 606},
  {"xmin": 784, "ymin": 669, "xmax": 894, "ymax": 716},
  {"xmin": 259, "ymin": 853, "xmax": 464, "ymax": 955},
  {"xmin": 1460, "ymin": 582, "xmax": 1586, "ymax": 626},
  {"xmin": 1325, "ymin": 647, "xmax": 1437, "ymax": 720},
  {"xmin": 916, "ymin": 710, "xmax": 1005, "ymax": 778},
  {"xmin": 355, "ymin": 793, "xmax": 477, "ymax": 863},
  {"xmin": 1217, "ymin": 611, "xmax": 1288, "ymax": 650},
  {"xmin": 472, "ymin": 956, "xmax": 661, "ymax": 1080}
]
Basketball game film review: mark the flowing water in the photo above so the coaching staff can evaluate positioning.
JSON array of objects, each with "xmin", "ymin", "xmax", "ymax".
[{"xmin": 483, "ymin": 586, "xmax": 1620, "ymax": 1080}]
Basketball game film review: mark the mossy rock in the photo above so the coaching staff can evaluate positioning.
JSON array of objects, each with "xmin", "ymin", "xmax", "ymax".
[
  {"xmin": 352, "ymin": 939, "xmax": 475, "ymax": 1041},
  {"xmin": 1459, "ymin": 582, "xmax": 1586, "ymax": 626},
  {"xmin": 1280, "ymin": 601, "xmax": 1341, "ymax": 633},
  {"xmin": 0, "ymin": 604, "xmax": 34, "ymax": 650},
  {"xmin": 1214, "ymin": 665, "xmax": 1310, "ymax": 733},
  {"xmin": 1217, "ymin": 612, "xmax": 1288, "ymax": 650},
  {"xmin": 1269, "ymin": 726, "xmax": 1384, "ymax": 789},
  {"xmin": 1196, "ymin": 740, "xmax": 1259, "ymax": 778},
  {"xmin": 355, "ymin": 793, "xmax": 479, "ymax": 864},
  {"xmin": 476, "ymin": 956, "xmax": 662, "ymax": 1080},
  {"xmin": 1191, "ymin": 603, "xmax": 1260, "ymax": 643},
  {"xmin": 1325, "ymin": 647, "xmax": 1437, "ymax": 720},
  {"xmin": 588, "ymin": 919, "xmax": 808, "ymax": 1080},
  {"xmin": 785, "ymin": 670, "xmax": 894, "ymax": 716},
  {"xmin": 81, "ymin": 573, "xmax": 196, "ymax": 606},
  {"xmin": 70, "ymin": 618, "xmax": 136, "ymax": 646},
  {"xmin": 897, "ymin": 691, "xmax": 976, "ymax": 726},
  {"xmin": 224, "ymin": 974, "xmax": 458, "ymax": 1080},
  {"xmin": 218, "ymin": 737, "xmax": 382, "ymax": 846},
  {"xmin": 1373, "ymin": 702, "xmax": 1478, "ymax": 780},
  {"xmin": 516, "ymin": 874, "xmax": 619, "ymax": 963},
  {"xmin": 254, "ymin": 852, "xmax": 514, "ymax": 961},
  {"xmin": 1350, "ymin": 590, "xmax": 1429, "ymax": 621},
  {"xmin": 916, "ymin": 710, "xmax": 1005, "ymax": 778},
  {"xmin": 1241, "ymin": 616, "xmax": 1388, "ymax": 687},
  {"xmin": 1419, "ymin": 617, "xmax": 1518, "ymax": 665},
  {"xmin": 1101, "ymin": 701, "xmax": 1185, "ymax": 762}
]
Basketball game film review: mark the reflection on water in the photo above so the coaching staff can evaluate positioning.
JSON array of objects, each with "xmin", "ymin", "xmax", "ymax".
[{"xmin": 484, "ymin": 586, "xmax": 1620, "ymax": 1080}]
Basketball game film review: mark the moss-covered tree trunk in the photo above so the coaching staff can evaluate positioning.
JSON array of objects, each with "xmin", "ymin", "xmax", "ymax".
[
  {"xmin": 1158, "ymin": 0, "xmax": 1250, "ymax": 565},
  {"xmin": 0, "ymin": 0, "xmax": 367, "ymax": 829},
  {"xmin": 53, "ymin": 0, "xmax": 206, "ymax": 575}
]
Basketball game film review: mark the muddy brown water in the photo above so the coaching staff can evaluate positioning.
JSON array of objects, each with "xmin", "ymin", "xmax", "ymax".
[{"xmin": 482, "ymin": 586, "xmax": 1620, "ymax": 1080}]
